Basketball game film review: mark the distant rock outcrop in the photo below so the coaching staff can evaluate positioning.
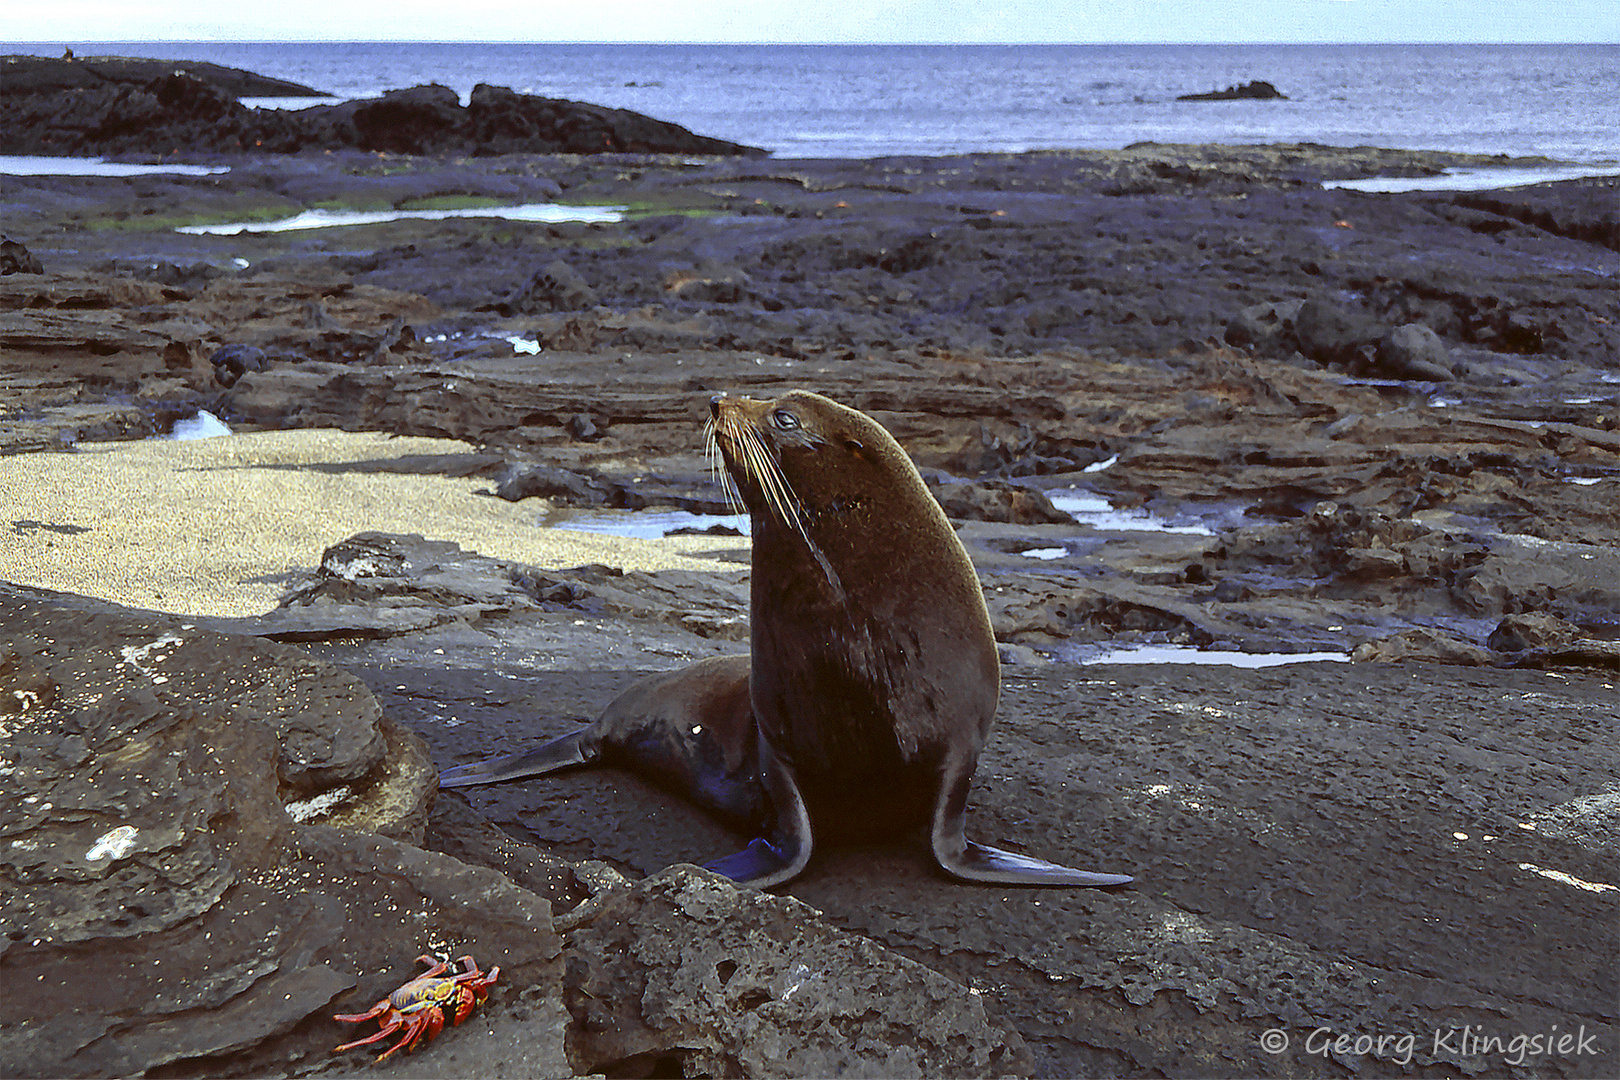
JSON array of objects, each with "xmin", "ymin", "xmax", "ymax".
[
  {"xmin": 0, "ymin": 237, "xmax": 43, "ymax": 276},
  {"xmin": 0, "ymin": 52, "xmax": 328, "ymax": 98},
  {"xmin": 0, "ymin": 59, "xmax": 767, "ymax": 158},
  {"xmin": 1178, "ymin": 80, "xmax": 1288, "ymax": 101}
]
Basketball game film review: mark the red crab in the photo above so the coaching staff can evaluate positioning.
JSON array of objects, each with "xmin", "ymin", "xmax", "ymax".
[{"xmin": 333, "ymin": 954, "xmax": 499, "ymax": 1062}]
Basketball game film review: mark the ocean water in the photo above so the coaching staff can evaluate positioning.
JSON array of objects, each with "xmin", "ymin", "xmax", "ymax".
[{"xmin": 15, "ymin": 42, "xmax": 1620, "ymax": 164}]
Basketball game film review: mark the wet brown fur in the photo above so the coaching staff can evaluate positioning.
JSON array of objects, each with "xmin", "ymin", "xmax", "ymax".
[{"xmin": 711, "ymin": 391, "xmax": 1000, "ymax": 842}]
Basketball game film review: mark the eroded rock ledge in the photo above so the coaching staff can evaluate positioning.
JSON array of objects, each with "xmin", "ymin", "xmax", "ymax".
[{"xmin": 0, "ymin": 586, "xmax": 1024, "ymax": 1079}]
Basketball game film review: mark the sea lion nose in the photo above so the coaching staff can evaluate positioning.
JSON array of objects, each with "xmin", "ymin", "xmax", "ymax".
[{"xmin": 709, "ymin": 394, "xmax": 726, "ymax": 419}]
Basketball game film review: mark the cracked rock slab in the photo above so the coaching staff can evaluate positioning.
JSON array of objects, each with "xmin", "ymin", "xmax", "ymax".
[
  {"xmin": 560, "ymin": 864, "xmax": 1029, "ymax": 1078},
  {"xmin": 0, "ymin": 587, "xmax": 562, "ymax": 1079}
]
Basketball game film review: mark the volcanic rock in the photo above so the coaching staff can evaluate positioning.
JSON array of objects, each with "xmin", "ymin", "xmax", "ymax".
[
  {"xmin": 1178, "ymin": 80, "xmax": 1288, "ymax": 101},
  {"xmin": 1375, "ymin": 321, "xmax": 1455, "ymax": 380},
  {"xmin": 0, "ymin": 238, "xmax": 43, "ymax": 276},
  {"xmin": 502, "ymin": 258, "xmax": 600, "ymax": 314},
  {"xmin": 0, "ymin": 586, "xmax": 560, "ymax": 1079},
  {"xmin": 1224, "ymin": 297, "xmax": 1304, "ymax": 354},
  {"xmin": 1487, "ymin": 611, "xmax": 1583, "ymax": 652},
  {"xmin": 208, "ymin": 342, "xmax": 269, "ymax": 387},
  {"xmin": 0, "ymin": 70, "xmax": 766, "ymax": 157},
  {"xmin": 1454, "ymin": 178, "xmax": 1620, "ymax": 254},
  {"xmin": 0, "ymin": 53, "xmax": 328, "ymax": 98},
  {"xmin": 1349, "ymin": 626, "xmax": 1495, "ymax": 664},
  {"xmin": 559, "ymin": 865, "xmax": 1027, "ymax": 1077},
  {"xmin": 1293, "ymin": 293, "xmax": 1383, "ymax": 369},
  {"xmin": 928, "ymin": 477, "xmax": 1076, "ymax": 524}
]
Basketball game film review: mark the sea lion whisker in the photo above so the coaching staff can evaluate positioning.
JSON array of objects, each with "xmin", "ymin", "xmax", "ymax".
[
  {"xmin": 735, "ymin": 424, "xmax": 848, "ymax": 602},
  {"xmin": 738, "ymin": 428, "xmax": 775, "ymax": 516},
  {"xmin": 706, "ymin": 420, "xmax": 746, "ymax": 516},
  {"xmin": 738, "ymin": 427, "xmax": 794, "ymax": 527},
  {"xmin": 719, "ymin": 417, "xmax": 845, "ymax": 601}
]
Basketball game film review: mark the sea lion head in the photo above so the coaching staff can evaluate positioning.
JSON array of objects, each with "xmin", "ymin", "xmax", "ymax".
[{"xmin": 707, "ymin": 390, "xmax": 929, "ymax": 542}]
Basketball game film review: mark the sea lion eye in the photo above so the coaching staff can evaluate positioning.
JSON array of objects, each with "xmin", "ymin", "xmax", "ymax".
[{"xmin": 772, "ymin": 409, "xmax": 800, "ymax": 430}]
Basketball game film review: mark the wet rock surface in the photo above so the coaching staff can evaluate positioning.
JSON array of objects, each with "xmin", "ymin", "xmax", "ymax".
[{"xmin": 3, "ymin": 139, "xmax": 1619, "ymax": 1077}]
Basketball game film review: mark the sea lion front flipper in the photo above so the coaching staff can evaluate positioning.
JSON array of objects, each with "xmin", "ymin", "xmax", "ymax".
[
  {"xmin": 438, "ymin": 728, "xmax": 600, "ymax": 789},
  {"xmin": 930, "ymin": 759, "xmax": 1134, "ymax": 887},
  {"xmin": 702, "ymin": 736, "xmax": 813, "ymax": 888},
  {"xmin": 703, "ymin": 837, "xmax": 805, "ymax": 886}
]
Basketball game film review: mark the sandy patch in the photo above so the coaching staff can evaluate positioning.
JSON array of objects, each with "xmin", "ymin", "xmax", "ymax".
[{"xmin": 0, "ymin": 429, "xmax": 737, "ymax": 618}]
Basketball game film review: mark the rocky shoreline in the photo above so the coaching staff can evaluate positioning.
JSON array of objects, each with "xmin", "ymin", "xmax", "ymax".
[
  {"xmin": 1, "ymin": 52, "xmax": 330, "ymax": 99},
  {"xmin": 0, "ymin": 56, "xmax": 765, "ymax": 158},
  {"xmin": 2, "ymin": 115, "xmax": 1617, "ymax": 1078}
]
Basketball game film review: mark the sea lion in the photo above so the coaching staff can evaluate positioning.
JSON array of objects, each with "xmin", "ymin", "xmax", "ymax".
[
  {"xmin": 441, "ymin": 390, "xmax": 1132, "ymax": 890},
  {"xmin": 440, "ymin": 655, "xmax": 765, "ymax": 832}
]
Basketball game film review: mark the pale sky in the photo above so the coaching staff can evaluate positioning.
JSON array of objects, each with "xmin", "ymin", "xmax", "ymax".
[{"xmin": 11, "ymin": 0, "xmax": 1619, "ymax": 43}]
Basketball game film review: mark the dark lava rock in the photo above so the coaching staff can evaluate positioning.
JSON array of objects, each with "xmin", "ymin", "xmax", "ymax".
[
  {"xmin": 1374, "ymin": 322, "xmax": 1455, "ymax": 380},
  {"xmin": 464, "ymin": 82, "xmax": 765, "ymax": 157},
  {"xmin": 0, "ymin": 585, "xmax": 561, "ymax": 1079},
  {"xmin": 1, "ymin": 72, "xmax": 247, "ymax": 156},
  {"xmin": 0, "ymin": 75, "xmax": 766, "ymax": 157},
  {"xmin": 1454, "ymin": 177, "xmax": 1620, "ymax": 255},
  {"xmin": 208, "ymin": 342, "xmax": 269, "ymax": 388},
  {"xmin": 1293, "ymin": 293, "xmax": 1383, "ymax": 369},
  {"xmin": 501, "ymin": 258, "xmax": 600, "ymax": 315},
  {"xmin": 0, "ymin": 237, "xmax": 43, "ymax": 275},
  {"xmin": 1487, "ymin": 611, "xmax": 1583, "ymax": 652},
  {"xmin": 346, "ymin": 84, "xmax": 466, "ymax": 155},
  {"xmin": 928, "ymin": 477, "xmax": 1075, "ymax": 524},
  {"xmin": 560, "ymin": 864, "xmax": 1027, "ymax": 1077},
  {"xmin": 0, "ymin": 52, "xmax": 328, "ymax": 98},
  {"xmin": 564, "ymin": 413, "xmax": 604, "ymax": 441},
  {"xmin": 1178, "ymin": 80, "xmax": 1288, "ymax": 101},
  {"xmin": 1224, "ymin": 298, "xmax": 1304, "ymax": 354},
  {"xmin": 1350, "ymin": 626, "xmax": 1495, "ymax": 664},
  {"xmin": 494, "ymin": 462, "xmax": 647, "ymax": 508},
  {"xmin": 231, "ymin": 532, "xmax": 749, "ymax": 651}
]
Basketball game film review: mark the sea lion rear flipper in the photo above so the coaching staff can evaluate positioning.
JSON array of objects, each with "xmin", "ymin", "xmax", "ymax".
[
  {"xmin": 438, "ymin": 728, "xmax": 600, "ymax": 789},
  {"xmin": 702, "ymin": 737, "xmax": 813, "ymax": 888},
  {"xmin": 930, "ymin": 761, "xmax": 1134, "ymax": 887},
  {"xmin": 946, "ymin": 841, "xmax": 1135, "ymax": 887}
]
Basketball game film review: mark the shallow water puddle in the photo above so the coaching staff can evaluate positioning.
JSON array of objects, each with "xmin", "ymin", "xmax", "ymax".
[
  {"xmin": 0, "ymin": 155, "xmax": 229, "ymax": 176},
  {"xmin": 1081, "ymin": 644, "xmax": 1350, "ymax": 666},
  {"xmin": 1325, "ymin": 163, "xmax": 1620, "ymax": 193},
  {"xmin": 555, "ymin": 492, "xmax": 1220, "ymax": 546},
  {"xmin": 1020, "ymin": 546, "xmax": 1069, "ymax": 560},
  {"xmin": 176, "ymin": 203, "xmax": 625, "ymax": 234},
  {"xmin": 1048, "ymin": 490, "xmax": 1216, "ymax": 536},
  {"xmin": 553, "ymin": 510, "xmax": 749, "ymax": 539},
  {"xmin": 160, "ymin": 410, "xmax": 233, "ymax": 440}
]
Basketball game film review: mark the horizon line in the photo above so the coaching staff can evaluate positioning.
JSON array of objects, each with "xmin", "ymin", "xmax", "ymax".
[{"xmin": 14, "ymin": 38, "xmax": 1617, "ymax": 47}]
